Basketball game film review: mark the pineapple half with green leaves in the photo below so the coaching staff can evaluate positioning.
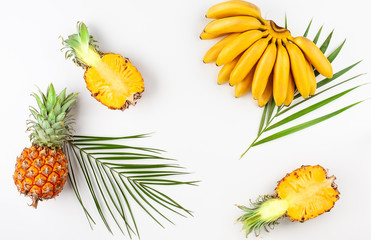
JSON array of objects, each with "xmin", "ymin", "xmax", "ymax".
[
  {"xmin": 13, "ymin": 84, "xmax": 77, "ymax": 208},
  {"xmin": 237, "ymin": 165, "xmax": 339, "ymax": 237},
  {"xmin": 61, "ymin": 22, "xmax": 144, "ymax": 110}
]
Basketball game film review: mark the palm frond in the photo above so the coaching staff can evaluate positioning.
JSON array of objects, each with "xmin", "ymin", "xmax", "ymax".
[
  {"xmin": 303, "ymin": 18, "xmax": 313, "ymax": 37},
  {"xmin": 241, "ymin": 19, "xmax": 367, "ymax": 158},
  {"xmin": 312, "ymin": 25, "xmax": 323, "ymax": 44},
  {"xmin": 64, "ymin": 134, "xmax": 197, "ymax": 238}
]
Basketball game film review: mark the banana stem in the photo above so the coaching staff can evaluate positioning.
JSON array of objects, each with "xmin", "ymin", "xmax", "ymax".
[{"xmin": 259, "ymin": 17, "xmax": 268, "ymax": 25}]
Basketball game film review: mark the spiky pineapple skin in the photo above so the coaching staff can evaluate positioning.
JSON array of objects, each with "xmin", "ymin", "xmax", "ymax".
[{"xmin": 14, "ymin": 145, "xmax": 68, "ymax": 207}]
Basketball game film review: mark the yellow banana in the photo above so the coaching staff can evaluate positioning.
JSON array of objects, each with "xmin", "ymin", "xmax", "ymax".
[
  {"xmin": 257, "ymin": 73, "xmax": 273, "ymax": 107},
  {"xmin": 200, "ymin": 31, "xmax": 223, "ymax": 40},
  {"xmin": 291, "ymin": 36, "xmax": 333, "ymax": 78},
  {"xmin": 234, "ymin": 65, "xmax": 256, "ymax": 97},
  {"xmin": 216, "ymin": 30, "xmax": 268, "ymax": 66},
  {"xmin": 203, "ymin": 33, "xmax": 240, "ymax": 63},
  {"xmin": 217, "ymin": 55, "xmax": 241, "ymax": 85},
  {"xmin": 305, "ymin": 59, "xmax": 317, "ymax": 96},
  {"xmin": 285, "ymin": 41, "xmax": 311, "ymax": 98},
  {"xmin": 251, "ymin": 39, "xmax": 277, "ymax": 99},
  {"xmin": 230, "ymin": 36, "xmax": 271, "ymax": 86},
  {"xmin": 273, "ymin": 40, "xmax": 290, "ymax": 106},
  {"xmin": 203, "ymin": 16, "xmax": 266, "ymax": 36},
  {"xmin": 283, "ymin": 73, "xmax": 295, "ymax": 106},
  {"xmin": 206, "ymin": 0, "xmax": 264, "ymax": 22}
]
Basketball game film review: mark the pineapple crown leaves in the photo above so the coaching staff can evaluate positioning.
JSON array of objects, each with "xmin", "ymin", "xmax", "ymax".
[
  {"xmin": 61, "ymin": 21, "xmax": 101, "ymax": 69},
  {"xmin": 27, "ymin": 83, "xmax": 78, "ymax": 148},
  {"xmin": 65, "ymin": 134, "xmax": 198, "ymax": 238},
  {"xmin": 236, "ymin": 195, "xmax": 285, "ymax": 238}
]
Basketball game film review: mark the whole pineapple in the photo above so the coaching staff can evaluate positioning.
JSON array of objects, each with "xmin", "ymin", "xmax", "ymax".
[{"xmin": 13, "ymin": 84, "xmax": 77, "ymax": 208}]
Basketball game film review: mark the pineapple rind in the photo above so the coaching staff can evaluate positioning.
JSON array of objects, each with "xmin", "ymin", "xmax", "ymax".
[{"xmin": 14, "ymin": 145, "xmax": 68, "ymax": 208}]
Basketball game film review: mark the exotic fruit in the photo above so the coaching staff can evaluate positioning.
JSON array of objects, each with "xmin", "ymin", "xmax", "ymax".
[
  {"xmin": 201, "ymin": 0, "xmax": 333, "ymax": 107},
  {"xmin": 62, "ymin": 22, "xmax": 144, "ymax": 110},
  {"xmin": 236, "ymin": 165, "xmax": 339, "ymax": 237},
  {"xmin": 13, "ymin": 84, "xmax": 77, "ymax": 208}
]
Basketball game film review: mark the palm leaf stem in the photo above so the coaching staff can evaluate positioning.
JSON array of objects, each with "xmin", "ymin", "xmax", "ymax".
[
  {"xmin": 71, "ymin": 133, "xmax": 153, "ymax": 141},
  {"xmin": 258, "ymin": 104, "xmax": 268, "ymax": 135},
  {"xmin": 240, "ymin": 108, "xmax": 281, "ymax": 158}
]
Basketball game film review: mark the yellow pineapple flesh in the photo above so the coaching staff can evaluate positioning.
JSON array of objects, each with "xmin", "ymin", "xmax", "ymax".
[
  {"xmin": 276, "ymin": 165, "xmax": 339, "ymax": 222},
  {"xmin": 84, "ymin": 53, "xmax": 144, "ymax": 110}
]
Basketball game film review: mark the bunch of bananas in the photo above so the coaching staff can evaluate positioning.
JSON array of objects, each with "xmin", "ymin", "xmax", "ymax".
[{"xmin": 201, "ymin": 0, "xmax": 333, "ymax": 107}]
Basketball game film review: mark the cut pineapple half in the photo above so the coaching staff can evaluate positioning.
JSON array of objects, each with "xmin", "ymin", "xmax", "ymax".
[
  {"xmin": 276, "ymin": 165, "xmax": 339, "ymax": 222},
  {"xmin": 62, "ymin": 22, "xmax": 144, "ymax": 110},
  {"xmin": 237, "ymin": 165, "xmax": 339, "ymax": 237},
  {"xmin": 84, "ymin": 54, "xmax": 144, "ymax": 110}
]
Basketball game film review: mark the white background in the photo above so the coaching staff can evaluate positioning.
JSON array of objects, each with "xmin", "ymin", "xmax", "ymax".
[{"xmin": 1, "ymin": 0, "xmax": 370, "ymax": 239}]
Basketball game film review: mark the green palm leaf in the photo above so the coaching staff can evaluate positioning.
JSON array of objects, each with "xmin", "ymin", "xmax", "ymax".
[
  {"xmin": 319, "ymin": 30, "xmax": 333, "ymax": 53},
  {"xmin": 303, "ymin": 18, "xmax": 312, "ymax": 37},
  {"xmin": 267, "ymin": 84, "xmax": 365, "ymax": 131},
  {"xmin": 278, "ymin": 73, "xmax": 365, "ymax": 116},
  {"xmin": 240, "ymin": 19, "xmax": 367, "ymax": 158},
  {"xmin": 253, "ymin": 101, "xmax": 364, "ymax": 146},
  {"xmin": 65, "ymin": 134, "xmax": 197, "ymax": 238},
  {"xmin": 258, "ymin": 104, "xmax": 269, "ymax": 134},
  {"xmin": 313, "ymin": 25, "xmax": 323, "ymax": 44}
]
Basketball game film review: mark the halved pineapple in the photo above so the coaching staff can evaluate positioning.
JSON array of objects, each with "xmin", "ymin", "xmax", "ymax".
[
  {"xmin": 62, "ymin": 22, "xmax": 144, "ymax": 110},
  {"xmin": 276, "ymin": 165, "xmax": 339, "ymax": 222},
  {"xmin": 237, "ymin": 165, "xmax": 339, "ymax": 237},
  {"xmin": 84, "ymin": 54, "xmax": 144, "ymax": 109}
]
